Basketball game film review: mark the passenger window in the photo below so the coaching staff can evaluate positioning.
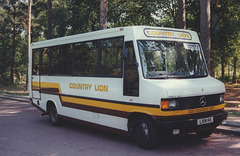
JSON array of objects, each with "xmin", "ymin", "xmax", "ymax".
[
  {"xmin": 74, "ymin": 41, "xmax": 98, "ymax": 76},
  {"xmin": 50, "ymin": 44, "xmax": 72, "ymax": 75},
  {"xmin": 100, "ymin": 37, "xmax": 123, "ymax": 77},
  {"xmin": 41, "ymin": 48, "xmax": 50, "ymax": 75}
]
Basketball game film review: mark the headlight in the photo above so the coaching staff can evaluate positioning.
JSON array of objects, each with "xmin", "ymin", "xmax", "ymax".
[
  {"xmin": 220, "ymin": 94, "xmax": 225, "ymax": 104},
  {"xmin": 169, "ymin": 100, "xmax": 177, "ymax": 109},
  {"xmin": 161, "ymin": 100, "xmax": 179, "ymax": 110}
]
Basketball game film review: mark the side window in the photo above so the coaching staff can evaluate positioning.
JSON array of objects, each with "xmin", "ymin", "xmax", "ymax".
[
  {"xmin": 100, "ymin": 37, "xmax": 123, "ymax": 77},
  {"xmin": 41, "ymin": 48, "xmax": 50, "ymax": 75},
  {"xmin": 50, "ymin": 46, "xmax": 59, "ymax": 75},
  {"xmin": 32, "ymin": 49, "xmax": 40, "ymax": 75},
  {"xmin": 74, "ymin": 41, "xmax": 98, "ymax": 76},
  {"xmin": 50, "ymin": 44, "xmax": 72, "ymax": 75},
  {"xmin": 124, "ymin": 41, "xmax": 139, "ymax": 96}
]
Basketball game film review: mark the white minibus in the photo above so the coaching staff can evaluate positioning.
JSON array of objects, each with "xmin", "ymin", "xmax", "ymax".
[{"xmin": 29, "ymin": 26, "xmax": 227, "ymax": 149}]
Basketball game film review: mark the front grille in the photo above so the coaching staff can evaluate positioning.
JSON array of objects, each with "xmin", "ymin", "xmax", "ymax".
[
  {"xmin": 179, "ymin": 94, "xmax": 221, "ymax": 110},
  {"xmin": 162, "ymin": 94, "xmax": 223, "ymax": 111}
]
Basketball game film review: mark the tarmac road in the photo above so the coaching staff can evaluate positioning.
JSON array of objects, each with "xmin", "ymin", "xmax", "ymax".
[{"xmin": 0, "ymin": 98, "xmax": 240, "ymax": 156}]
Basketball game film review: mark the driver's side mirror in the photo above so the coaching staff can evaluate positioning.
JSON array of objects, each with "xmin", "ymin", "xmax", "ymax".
[{"xmin": 122, "ymin": 49, "xmax": 129, "ymax": 59}]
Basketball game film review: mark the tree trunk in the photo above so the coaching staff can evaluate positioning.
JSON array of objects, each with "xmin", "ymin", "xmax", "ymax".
[
  {"xmin": 100, "ymin": 0, "xmax": 107, "ymax": 30},
  {"xmin": 211, "ymin": 59, "xmax": 215, "ymax": 77},
  {"xmin": 178, "ymin": 0, "xmax": 186, "ymax": 29},
  {"xmin": 221, "ymin": 55, "xmax": 225, "ymax": 82},
  {"xmin": 228, "ymin": 62, "xmax": 230, "ymax": 76},
  {"xmin": 232, "ymin": 57, "xmax": 237, "ymax": 83},
  {"xmin": 10, "ymin": 11, "xmax": 17, "ymax": 84},
  {"xmin": 26, "ymin": 0, "xmax": 32, "ymax": 91},
  {"xmin": 170, "ymin": 0, "xmax": 178, "ymax": 27},
  {"xmin": 200, "ymin": 0, "xmax": 211, "ymax": 75},
  {"xmin": 47, "ymin": 0, "xmax": 52, "ymax": 39}
]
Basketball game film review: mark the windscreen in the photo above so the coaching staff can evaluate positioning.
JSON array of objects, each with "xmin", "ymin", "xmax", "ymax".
[{"xmin": 138, "ymin": 40, "xmax": 208, "ymax": 79}]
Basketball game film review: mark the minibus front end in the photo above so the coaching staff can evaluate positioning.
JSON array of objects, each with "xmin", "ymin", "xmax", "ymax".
[
  {"xmin": 133, "ymin": 28, "xmax": 228, "ymax": 148},
  {"xmin": 155, "ymin": 77, "xmax": 227, "ymax": 136}
]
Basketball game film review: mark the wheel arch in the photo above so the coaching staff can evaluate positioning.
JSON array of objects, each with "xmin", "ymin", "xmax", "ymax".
[
  {"xmin": 127, "ymin": 112, "xmax": 156, "ymax": 134},
  {"xmin": 128, "ymin": 112, "xmax": 158, "ymax": 149},
  {"xmin": 46, "ymin": 100, "xmax": 56, "ymax": 114}
]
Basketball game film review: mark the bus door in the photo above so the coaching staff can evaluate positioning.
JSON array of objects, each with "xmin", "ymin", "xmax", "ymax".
[
  {"xmin": 123, "ymin": 41, "xmax": 139, "ymax": 97},
  {"xmin": 32, "ymin": 49, "xmax": 41, "ymax": 99}
]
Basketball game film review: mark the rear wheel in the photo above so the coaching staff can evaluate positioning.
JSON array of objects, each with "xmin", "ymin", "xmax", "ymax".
[
  {"xmin": 132, "ymin": 116, "xmax": 158, "ymax": 149},
  {"xmin": 48, "ymin": 104, "xmax": 61, "ymax": 126}
]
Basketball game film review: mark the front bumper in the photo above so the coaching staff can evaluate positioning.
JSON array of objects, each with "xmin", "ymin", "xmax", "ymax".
[{"xmin": 155, "ymin": 110, "xmax": 228, "ymax": 135}]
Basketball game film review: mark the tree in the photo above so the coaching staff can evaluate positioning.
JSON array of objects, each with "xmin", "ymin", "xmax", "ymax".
[
  {"xmin": 26, "ymin": 0, "xmax": 32, "ymax": 90},
  {"xmin": 0, "ymin": 1, "xmax": 27, "ymax": 84},
  {"xmin": 0, "ymin": 7, "xmax": 12, "ymax": 83},
  {"xmin": 47, "ymin": 0, "xmax": 52, "ymax": 39},
  {"xmin": 232, "ymin": 57, "xmax": 238, "ymax": 82},
  {"xmin": 100, "ymin": 0, "xmax": 107, "ymax": 30},
  {"xmin": 211, "ymin": 0, "xmax": 240, "ymax": 81},
  {"xmin": 178, "ymin": 0, "xmax": 186, "ymax": 29},
  {"xmin": 185, "ymin": 0, "xmax": 200, "ymax": 32},
  {"xmin": 164, "ymin": 0, "xmax": 178, "ymax": 27},
  {"xmin": 108, "ymin": 0, "xmax": 162, "ymax": 27},
  {"xmin": 10, "ymin": 0, "xmax": 17, "ymax": 84},
  {"xmin": 0, "ymin": 0, "xmax": 27, "ymax": 84},
  {"xmin": 0, "ymin": 0, "xmax": 239, "ymax": 86},
  {"xmin": 200, "ymin": 0, "xmax": 211, "ymax": 74}
]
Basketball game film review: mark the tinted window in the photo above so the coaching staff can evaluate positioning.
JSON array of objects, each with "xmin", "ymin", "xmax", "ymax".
[
  {"xmin": 100, "ymin": 38, "xmax": 123, "ymax": 76},
  {"xmin": 74, "ymin": 41, "xmax": 98, "ymax": 76},
  {"xmin": 34, "ymin": 36, "xmax": 123, "ymax": 77},
  {"xmin": 32, "ymin": 49, "xmax": 40, "ymax": 75},
  {"xmin": 50, "ymin": 44, "xmax": 72, "ymax": 75},
  {"xmin": 41, "ymin": 48, "xmax": 50, "ymax": 75}
]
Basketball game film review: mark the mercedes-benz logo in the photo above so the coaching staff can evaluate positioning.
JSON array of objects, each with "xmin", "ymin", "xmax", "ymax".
[{"xmin": 200, "ymin": 96, "xmax": 207, "ymax": 107}]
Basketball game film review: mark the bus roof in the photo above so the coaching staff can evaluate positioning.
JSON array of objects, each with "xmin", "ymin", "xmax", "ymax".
[{"xmin": 31, "ymin": 26, "xmax": 199, "ymax": 49}]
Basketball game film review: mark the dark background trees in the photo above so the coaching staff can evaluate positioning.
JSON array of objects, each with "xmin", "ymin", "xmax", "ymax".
[
  {"xmin": 0, "ymin": 0, "xmax": 239, "ymax": 87},
  {"xmin": 200, "ymin": 0, "xmax": 211, "ymax": 74}
]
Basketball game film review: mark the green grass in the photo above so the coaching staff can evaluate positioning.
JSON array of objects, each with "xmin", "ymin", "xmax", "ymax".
[
  {"xmin": 0, "ymin": 83, "xmax": 29, "ymax": 96},
  {"xmin": 226, "ymin": 103, "xmax": 240, "ymax": 108},
  {"xmin": 228, "ymin": 111, "xmax": 240, "ymax": 117}
]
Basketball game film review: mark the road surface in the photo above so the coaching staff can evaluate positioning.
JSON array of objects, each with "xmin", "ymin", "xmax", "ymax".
[{"xmin": 0, "ymin": 98, "xmax": 240, "ymax": 156}]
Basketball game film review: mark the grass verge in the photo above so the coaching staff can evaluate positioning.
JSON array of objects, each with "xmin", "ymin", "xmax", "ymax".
[
  {"xmin": 228, "ymin": 111, "xmax": 240, "ymax": 117},
  {"xmin": 0, "ymin": 83, "xmax": 29, "ymax": 96}
]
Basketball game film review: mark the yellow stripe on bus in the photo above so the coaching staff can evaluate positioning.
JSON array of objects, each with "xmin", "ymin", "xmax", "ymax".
[
  {"xmin": 32, "ymin": 81, "xmax": 225, "ymax": 117},
  {"xmin": 32, "ymin": 81, "xmax": 40, "ymax": 90},
  {"xmin": 32, "ymin": 81, "xmax": 62, "ymax": 93},
  {"xmin": 61, "ymin": 96, "xmax": 225, "ymax": 117},
  {"xmin": 61, "ymin": 96, "xmax": 161, "ymax": 116},
  {"xmin": 159, "ymin": 103, "xmax": 225, "ymax": 117}
]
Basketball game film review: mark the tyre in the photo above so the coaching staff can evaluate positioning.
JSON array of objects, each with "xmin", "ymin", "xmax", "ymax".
[
  {"xmin": 132, "ymin": 116, "xmax": 158, "ymax": 149},
  {"xmin": 197, "ymin": 128, "xmax": 215, "ymax": 138},
  {"xmin": 48, "ymin": 104, "xmax": 61, "ymax": 126}
]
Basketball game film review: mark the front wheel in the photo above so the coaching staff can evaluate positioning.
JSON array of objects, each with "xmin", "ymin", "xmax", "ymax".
[
  {"xmin": 132, "ymin": 116, "xmax": 158, "ymax": 149},
  {"xmin": 48, "ymin": 104, "xmax": 61, "ymax": 126}
]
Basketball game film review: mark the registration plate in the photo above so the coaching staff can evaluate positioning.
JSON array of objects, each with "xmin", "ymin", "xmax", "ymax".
[{"xmin": 197, "ymin": 117, "xmax": 214, "ymax": 125}]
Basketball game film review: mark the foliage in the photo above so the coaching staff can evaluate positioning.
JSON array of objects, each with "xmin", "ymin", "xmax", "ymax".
[
  {"xmin": 0, "ymin": 0, "xmax": 27, "ymax": 84},
  {"xmin": 108, "ymin": 0, "xmax": 161, "ymax": 27},
  {"xmin": 211, "ymin": 0, "xmax": 240, "ymax": 80},
  {"xmin": 0, "ymin": 0, "xmax": 239, "ymax": 85}
]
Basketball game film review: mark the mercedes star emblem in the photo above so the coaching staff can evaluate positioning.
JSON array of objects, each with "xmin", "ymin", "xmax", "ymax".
[{"xmin": 200, "ymin": 96, "xmax": 207, "ymax": 107}]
